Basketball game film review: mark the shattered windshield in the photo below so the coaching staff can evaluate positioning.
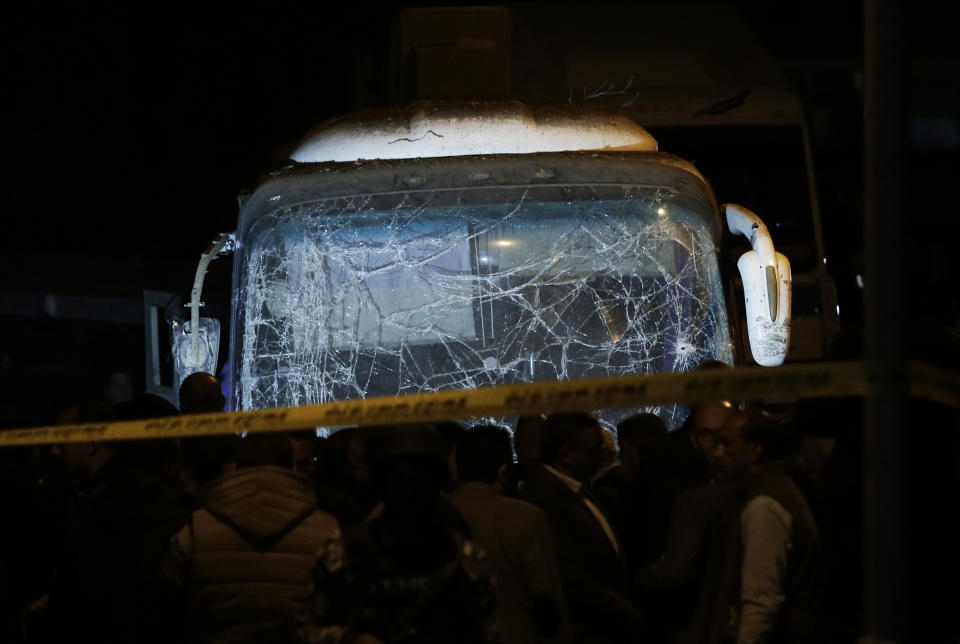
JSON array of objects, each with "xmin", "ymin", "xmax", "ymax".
[{"xmin": 235, "ymin": 184, "xmax": 732, "ymax": 429}]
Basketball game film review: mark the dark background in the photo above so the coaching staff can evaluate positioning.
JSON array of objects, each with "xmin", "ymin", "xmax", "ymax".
[{"xmin": 1, "ymin": 1, "xmax": 957, "ymax": 423}]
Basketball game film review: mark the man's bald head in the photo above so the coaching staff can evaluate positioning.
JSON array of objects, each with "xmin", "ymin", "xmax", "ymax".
[
  {"xmin": 179, "ymin": 372, "xmax": 226, "ymax": 414},
  {"xmin": 692, "ymin": 400, "xmax": 736, "ymax": 454},
  {"xmin": 711, "ymin": 409, "xmax": 783, "ymax": 481}
]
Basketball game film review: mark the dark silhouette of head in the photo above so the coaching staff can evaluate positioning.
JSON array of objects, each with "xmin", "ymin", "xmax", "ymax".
[
  {"xmin": 102, "ymin": 367, "xmax": 135, "ymax": 405},
  {"xmin": 514, "ymin": 414, "xmax": 546, "ymax": 466},
  {"xmin": 713, "ymin": 409, "xmax": 787, "ymax": 481},
  {"xmin": 52, "ymin": 401, "xmax": 117, "ymax": 476},
  {"xmin": 456, "ymin": 425, "xmax": 513, "ymax": 484},
  {"xmin": 318, "ymin": 426, "xmax": 369, "ymax": 487},
  {"xmin": 179, "ymin": 372, "xmax": 226, "ymax": 414},
  {"xmin": 181, "ymin": 436, "xmax": 239, "ymax": 488},
  {"xmin": 366, "ymin": 424, "xmax": 450, "ymax": 508},
  {"xmin": 695, "ymin": 359, "xmax": 731, "ymax": 371},
  {"xmin": 113, "ymin": 393, "xmax": 181, "ymax": 475},
  {"xmin": 679, "ymin": 358, "xmax": 735, "ymax": 444},
  {"xmin": 616, "ymin": 412, "xmax": 667, "ymax": 468},
  {"xmin": 692, "ymin": 400, "xmax": 736, "ymax": 455},
  {"xmin": 740, "ymin": 410, "xmax": 791, "ymax": 462},
  {"xmin": 540, "ymin": 412, "xmax": 605, "ymax": 483},
  {"xmin": 115, "ymin": 392, "xmax": 181, "ymax": 421},
  {"xmin": 432, "ymin": 420, "xmax": 466, "ymax": 484},
  {"xmin": 235, "ymin": 432, "xmax": 294, "ymax": 469},
  {"xmin": 432, "ymin": 421, "xmax": 466, "ymax": 453}
]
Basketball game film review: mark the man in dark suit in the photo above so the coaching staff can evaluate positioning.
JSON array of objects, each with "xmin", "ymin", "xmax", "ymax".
[{"xmin": 520, "ymin": 413, "xmax": 644, "ymax": 644}]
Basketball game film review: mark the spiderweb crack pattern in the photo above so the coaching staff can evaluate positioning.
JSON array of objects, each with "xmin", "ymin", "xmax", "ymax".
[{"xmin": 237, "ymin": 186, "xmax": 733, "ymax": 430}]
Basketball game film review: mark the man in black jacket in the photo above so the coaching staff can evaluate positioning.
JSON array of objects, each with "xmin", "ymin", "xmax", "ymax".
[
  {"xmin": 519, "ymin": 413, "xmax": 643, "ymax": 644},
  {"xmin": 305, "ymin": 424, "xmax": 497, "ymax": 644},
  {"xmin": 45, "ymin": 401, "xmax": 189, "ymax": 644}
]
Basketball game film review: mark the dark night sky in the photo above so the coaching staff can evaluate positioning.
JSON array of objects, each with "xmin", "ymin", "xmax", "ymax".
[
  {"xmin": 1, "ymin": 1, "xmax": 957, "ymax": 419},
  {"xmin": 4, "ymin": 2, "xmax": 956, "ymax": 287},
  {"xmin": 4, "ymin": 1, "xmax": 875, "ymax": 293},
  {"xmin": 5, "ymin": 4, "xmax": 384, "ymax": 295}
]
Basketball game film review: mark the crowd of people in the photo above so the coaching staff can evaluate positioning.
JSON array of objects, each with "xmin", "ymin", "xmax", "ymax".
[{"xmin": 0, "ymin": 369, "xmax": 869, "ymax": 644}]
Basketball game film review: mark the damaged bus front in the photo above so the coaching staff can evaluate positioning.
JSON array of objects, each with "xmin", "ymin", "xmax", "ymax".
[{"xmin": 197, "ymin": 102, "xmax": 789, "ymax": 429}]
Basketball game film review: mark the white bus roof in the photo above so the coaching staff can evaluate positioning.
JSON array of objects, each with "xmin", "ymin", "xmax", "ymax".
[{"xmin": 290, "ymin": 101, "xmax": 658, "ymax": 163}]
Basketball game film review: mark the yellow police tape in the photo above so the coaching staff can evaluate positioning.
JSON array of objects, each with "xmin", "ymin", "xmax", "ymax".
[{"xmin": 0, "ymin": 361, "xmax": 956, "ymax": 447}]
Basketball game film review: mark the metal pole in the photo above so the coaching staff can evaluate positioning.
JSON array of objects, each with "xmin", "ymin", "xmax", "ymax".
[{"xmin": 862, "ymin": 0, "xmax": 906, "ymax": 641}]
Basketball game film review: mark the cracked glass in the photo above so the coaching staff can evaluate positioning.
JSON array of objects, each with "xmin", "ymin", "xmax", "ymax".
[{"xmin": 234, "ymin": 184, "xmax": 733, "ymax": 429}]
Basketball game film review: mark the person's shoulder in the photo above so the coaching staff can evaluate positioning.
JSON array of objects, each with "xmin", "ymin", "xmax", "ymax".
[
  {"xmin": 599, "ymin": 463, "xmax": 631, "ymax": 484},
  {"xmin": 519, "ymin": 463, "xmax": 561, "ymax": 490},
  {"xmin": 519, "ymin": 465, "xmax": 574, "ymax": 504},
  {"xmin": 740, "ymin": 494, "xmax": 792, "ymax": 533},
  {"xmin": 304, "ymin": 506, "xmax": 343, "ymax": 535},
  {"xmin": 447, "ymin": 481, "xmax": 495, "ymax": 503},
  {"xmin": 496, "ymin": 494, "xmax": 549, "ymax": 521},
  {"xmin": 497, "ymin": 493, "xmax": 541, "ymax": 509},
  {"xmin": 754, "ymin": 466, "xmax": 810, "ymax": 508},
  {"xmin": 743, "ymin": 494, "xmax": 787, "ymax": 514}
]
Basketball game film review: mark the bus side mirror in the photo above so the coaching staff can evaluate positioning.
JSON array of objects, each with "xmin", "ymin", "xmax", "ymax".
[{"xmin": 723, "ymin": 203, "xmax": 791, "ymax": 366}]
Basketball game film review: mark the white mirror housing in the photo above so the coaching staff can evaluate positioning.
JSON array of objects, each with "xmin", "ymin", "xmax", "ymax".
[{"xmin": 723, "ymin": 203, "xmax": 792, "ymax": 366}]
